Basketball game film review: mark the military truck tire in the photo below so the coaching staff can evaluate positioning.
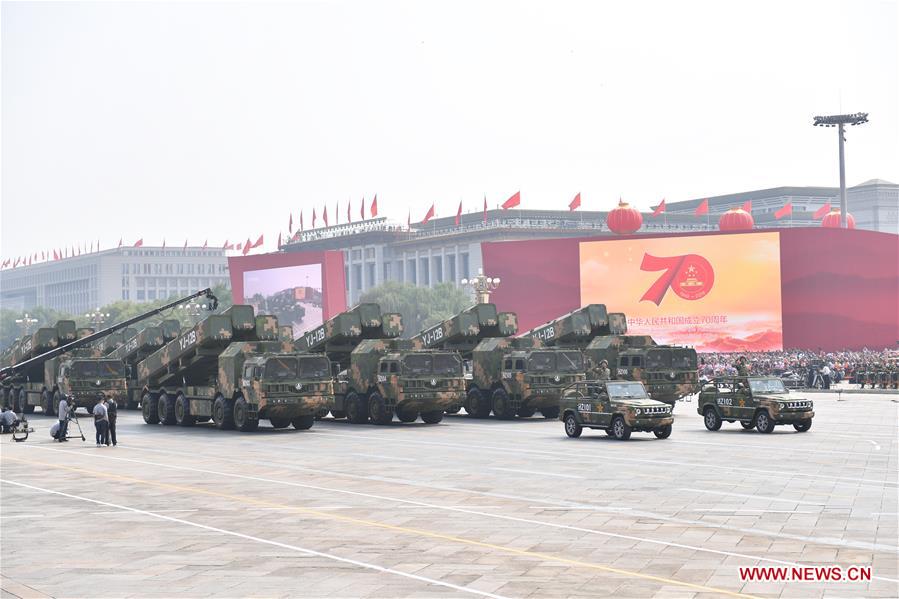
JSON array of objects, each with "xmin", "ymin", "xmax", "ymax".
[
  {"xmin": 564, "ymin": 413, "xmax": 582, "ymax": 438},
  {"xmin": 540, "ymin": 406, "xmax": 560, "ymax": 419},
  {"xmin": 755, "ymin": 410, "xmax": 775, "ymax": 434},
  {"xmin": 330, "ymin": 410, "xmax": 347, "ymax": 420},
  {"xmin": 368, "ymin": 393, "xmax": 393, "ymax": 425},
  {"xmin": 793, "ymin": 420, "xmax": 812, "ymax": 432},
  {"xmin": 157, "ymin": 393, "xmax": 176, "ymax": 425},
  {"xmin": 41, "ymin": 390, "xmax": 54, "ymax": 416},
  {"xmin": 517, "ymin": 406, "xmax": 536, "ymax": 418},
  {"xmin": 653, "ymin": 424, "xmax": 672, "ymax": 439},
  {"xmin": 232, "ymin": 397, "xmax": 258, "ymax": 432},
  {"xmin": 314, "ymin": 408, "xmax": 329, "ymax": 421},
  {"xmin": 174, "ymin": 394, "xmax": 196, "ymax": 427},
  {"xmin": 465, "ymin": 388, "xmax": 491, "ymax": 419},
  {"xmin": 396, "ymin": 406, "xmax": 419, "ymax": 423},
  {"xmin": 444, "ymin": 405, "xmax": 461, "ymax": 414},
  {"xmin": 292, "ymin": 415, "xmax": 315, "ymax": 430},
  {"xmin": 142, "ymin": 393, "xmax": 159, "ymax": 424},
  {"xmin": 20, "ymin": 390, "xmax": 34, "ymax": 414},
  {"xmin": 421, "ymin": 410, "xmax": 444, "ymax": 424},
  {"xmin": 345, "ymin": 392, "xmax": 369, "ymax": 424},
  {"xmin": 611, "ymin": 415, "xmax": 632, "ymax": 440},
  {"xmin": 212, "ymin": 396, "xmax": 235, "ymax": 430},
  {"xmin": 270, "ymin": 417, "xmax": 291, "ymax": 429},
  {"xmin": 703, "ymin": 406, "xmax": 722, "ymax": 431},
  {"xmin": 492, "ymin": 388, "xmax": 515, "ymax": 420}
]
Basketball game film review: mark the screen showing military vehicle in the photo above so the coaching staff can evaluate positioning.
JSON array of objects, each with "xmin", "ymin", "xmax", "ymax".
[{"xmin": 242, "ymin": 263, "xmax": 323, "ymax": 339}]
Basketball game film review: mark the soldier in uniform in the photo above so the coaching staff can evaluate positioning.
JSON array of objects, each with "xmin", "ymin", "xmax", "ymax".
[
  {"xmin": 736, "ymin": 356, "xmax": 750, "ymax": 377},
  {"xmin": 597, "ymin": 359, "xmax": 611, "ymax": 380}
]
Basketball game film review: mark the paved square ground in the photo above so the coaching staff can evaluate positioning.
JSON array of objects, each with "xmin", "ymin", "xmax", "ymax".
[{"xmin": 2, "ymin": 393, "xmax": 897, "ymax": 598}]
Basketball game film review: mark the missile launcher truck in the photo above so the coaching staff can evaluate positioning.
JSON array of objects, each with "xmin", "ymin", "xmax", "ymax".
[
  {"xmin": 0, "ymin": 320, "xmax": 77, "ymax": 413},
  {"xmin": 411, "ymin": 303, "xmax": 585, "ymax": 419},
  {"xmin": 521, "ymin": 304, "xmax": 699, "ymax": 405},
  {"xmin": 295, "ymin": 303, "xmax": 466, "ymax": 424},
  {"xmin": 138, "ymin": 306, "xmax": 334, "ymax": 431},
  {"xmin": 108, "ymin": 319, "xmax": 181, "ymax": 409}
]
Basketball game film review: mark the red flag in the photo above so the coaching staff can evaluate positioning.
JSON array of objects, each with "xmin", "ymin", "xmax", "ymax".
[
  {"xmin": 53, "ymin": 249, "xmax": 59, "ymax": 260},
  {"xmin": 28, "ymin": 256, "xmax": 32, "ymax": 265},
  {"xmin": 89, "ymin": 241, "xmax": 93, "ymax": 253},
  {"xmin": 161, "ymin": 238, "xmax": 166, "ymax": 249},
  {"xmin": 323, "ymin": 205, "xmax": 329, "ymax": 227},
  {"xmin": 203, "ymin": 240, "xmax": 208, "ymax": 248},
  {"xmin": 347, "ymin": 200, "xmax": 351, "ymax": 224},
  {"xmin": 242, "ymin": 237, "xmax": 252, "ymax": 255},
  {"xmin": 134, "ymin": 239, "xmax": 143, "ymax": 247},
  {"xmin": 41, "ymin": 251, "xmax": 45, "ymax": 261},
  {"xmin": 501, "ymin": 191, "xmax": 521, "ymax": 210},
  {"xmin": 335, "ymin": 202, "xmax": 339, "ymax": 225},
  {"xmin": 421, "ymin": 203, "xmax": 435, "ymax": 224},
  {"xmin": 569, "ymin": 192, "xmax": 581, "ymax": 212},
  {"xmin": 813, "ymin": 202, "xmax": 832, "ymax": 219},
  {"xmin": 117, "ymin": 238, "xmax": 122, "ymax": 248},
  {"xmin": 222, "ymin": 239, "xmax": 230, "ymax": 249},
  {"xmin": 300, "ymin": 211, "xmax": 304, "ymax": 231},
  {"xmin": 289, "ymin": 213, "xmax": 293, "ymax": 234},
  {"xmin": 455, "ymin": 200, "xmax": 462, "ymax": 226},
  {"xmin": 483, "ymin": 195, "xmax": 487, "ymax": 224},
  {"xmin": 371, "ymin": 195, "xmax": 378, "ymax": 218},
  {"xmin": 407, "ymin": 210, "xmax": 411, "ymax": 229},
  {"xmin": 236, "ymin": 242, "xmax": 242, "ymax": 250},
  {"xmin": 183, "ymin": 239, "xmax": 188, "ymax": 249},
  {"xmin": 651, "ymin": 199, "xmax": 666, "ymax": 217},
  {"xmin": 694, "ymin": 199, "xmax": 709, "ymax": 216},
  {"xmin": 278, "ymin": 232, "xmax": 282, "ymax": 249},
  {"xmin": 360, "ymin": 197, "xmax": 365, "ymax": 221},
  {"xmin": 77, "ymin": 246, "xmax": 81, "ymax": 256},
  {"xmin": 312, "ymin": 208, "xmax": 317, "ymax": 228},
  {"xmin": 742, "ymin": 200, "xmax": 752, "ymax": 212},
  {"xmin": 252, "ymin": 235, "xmax": 264, "ymax": 248},
  {"xmin": 774, "ymin": 202, "xmax": 793, "ymax": 220}
]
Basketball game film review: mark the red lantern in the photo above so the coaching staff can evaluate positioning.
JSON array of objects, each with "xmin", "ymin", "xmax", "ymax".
[
  {"xmin": 607, "ymin": 200, "xmax": 643, "ymax": 234},
  {"xmin": 717, "ymin": 207, "xmax": 754, "ymax": 231},
  {"xmin": 821, "ymin": 209, "xmax": 855, "ymax": 229}
]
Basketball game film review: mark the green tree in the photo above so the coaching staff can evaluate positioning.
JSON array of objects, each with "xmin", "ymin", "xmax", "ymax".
[{"xmin": 359, "ymin": 282, "xmax": 473, "ymax": 337}]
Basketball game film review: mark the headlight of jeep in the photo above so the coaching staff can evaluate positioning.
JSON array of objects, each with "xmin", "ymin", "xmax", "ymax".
[{"xmin": 634, "ymin": 408, "xmax": 642, "ymax": 415}]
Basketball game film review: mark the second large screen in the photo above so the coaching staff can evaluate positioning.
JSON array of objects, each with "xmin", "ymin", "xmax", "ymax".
[{"xmin": 579, "ymin": 232, "xmax": 784, "ymax": 352}]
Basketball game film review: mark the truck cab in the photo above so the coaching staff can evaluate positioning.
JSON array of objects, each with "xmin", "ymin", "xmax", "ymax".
[
  {"xmin": 52, "ymin": 357, "xmax": 127, "ymax": 412},
  {"xmin": 589, "ymin": 340, "xmax": 699, "ymax": 405},
  {"xmin": 492, "ymin": 348, "xmax": 586, "ymax": 419}
]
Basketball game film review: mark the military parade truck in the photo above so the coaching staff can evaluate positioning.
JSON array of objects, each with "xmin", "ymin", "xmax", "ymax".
[
  {"xmin": 0, "ymin": 320, "xmax": 76, "ymax": 413},
  {"xmin": 522, "ymin": 304, "xmax": 699, "ymax": 406},
  {"xmin": 138, "ymin": 306, "xmax": 334, "ymax": 431},
  {"xmin": 697, "ymin": 376, "xmax": 814, "ymax": 433},
  {"xmin": 559, "ymin": 379, "xmax": 674, "ymax": 440},
  {"xmin": 296, "ymin": 303, "xmax": 466, "ymax": 424},
  {"xmin": 411, "ymin": 303, "xmax": 585, "ymax": 419},
  {"xmin": 108, "ymin": 319, "xmax": 181, "ymax": 408}
]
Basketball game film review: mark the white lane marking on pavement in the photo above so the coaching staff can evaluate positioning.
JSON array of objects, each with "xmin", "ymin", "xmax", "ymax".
[
  {"xmin": 92, "ymin": 509, "xmax": 198, "ymax": 515},
  {"xmin": 488, "ymin": 467, "xmax": 584, "ymax": 479},
  {"xmin": 0, "ymin": 514, "xmax": 43, "ymax": 518},
  {"xmin": 529, "ymin": 507, "xmax": 632, "ymax": 511},
  {"xmin": 679, "ymin": 488, "xmax": 828, "ymax": 506},
  {"xmin": 692, "ymin": 509, "xmax": 817, "ymax": 514},
  {"xmin": 868, "ymin": 440, "xmax": 882, "ymax": 451},
  {"xmin": 0, "ymin": 479, "xmax": 509, "ymax": 599},
  {"xmin": 349, "ymin": 453, "xmax": 416, "ymax": 462},
  {"xmin": 16, "ymin": 443, "xmax": 899, "ymax": 572}
]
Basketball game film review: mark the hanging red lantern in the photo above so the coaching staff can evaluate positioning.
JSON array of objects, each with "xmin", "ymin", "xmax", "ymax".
[
  {"xmin": 717, "ymin": 207, "xmax": 754, "ymax": 231},
  {"xmin": 821, "ymin": 209, "xmax": 855, "ymax": 229},
  {"xmin": 607, "ymin": 200, "xmax": 643, "ymax": 234}
]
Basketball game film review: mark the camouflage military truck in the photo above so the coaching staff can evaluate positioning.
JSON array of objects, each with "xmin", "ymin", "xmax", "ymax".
[
  {"xmin": 138, "ymin": 307, "xmax": 333, "ymax": 431},
  {"xmin": 0, "ymin": 320, "xmax": 76, "ymax": 413},
  {"xmin": 108, "ymin": 319, "xmax": 181, "ymax": 409},
  {"xmin": 559, "ymin": 380, "xmax": 674, "ymax": 440},
  {"xmin": 522, "ymin": 304, "xmax": 699, "ymax": 406},
  {"xmin": 411, "ymin": 303, "xmax": 585, "ymax": 419},
  {"xmin": 296, "ymin": 304, "xmax": 465, "ymax": 424},
  {"xmin": 697, "ymin": 376, "xmax": 814, "ymax": 433}
]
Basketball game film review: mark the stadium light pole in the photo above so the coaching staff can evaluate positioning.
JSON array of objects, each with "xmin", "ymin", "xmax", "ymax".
[{"xmin": 812, "ymin": 112, "xmax": 868, "ymax": 228}]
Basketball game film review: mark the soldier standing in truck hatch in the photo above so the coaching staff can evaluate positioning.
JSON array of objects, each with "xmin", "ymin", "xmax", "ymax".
[
  {"xmin": 736, "ymin": 356, "xmax": 750, "ymax": 377},
  {"xmin": 597, "ymin": 360, "xmax": 611, "ymax": 380}
]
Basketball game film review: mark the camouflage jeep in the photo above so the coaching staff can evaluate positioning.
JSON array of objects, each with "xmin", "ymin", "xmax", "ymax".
[
  {"xmin": 697, "ymin": 376, "xmax": 814, "ymax": 433},
  {"xmin": 559, "ymin": 380, "xmax": 673, "ymax": 440}
]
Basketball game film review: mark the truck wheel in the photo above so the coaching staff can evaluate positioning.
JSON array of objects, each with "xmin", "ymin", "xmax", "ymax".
[
  {"xmin": 175, "ymin": 393, "xmax": 196, "ymax": 427},
  {"xmin": 345, "ymin": 392, "xmax": 369, "ymax": 424},
  {"xmin": 396, "ymin": 406, "xmax": 418, "ymax": 423},
  {"xmin": 492, "ymin": 388, "xmax": 515, "ymax": 420},
  {"xmin": 740, "ymin": 420, "xmax": 754, "ymax": 429},
  {"xmin": 314, "ymin": 408, "xmax": 329, "ymax": 420},
  {"xmin": 212, "ymin": 396, "xmax": 235, "ymax": 430},
  {"xmin": 41, "ymin": 390, "xmax": 54, "ymax": 416},
  {"xmin": 755, "ymin": 410, "xmax": 775, "ymax": 434},
  {"xmin": 421, "ymin": 410, "xmax": 444, "ymax": 424},
  {"xmin": 367, "ymin": 392, "xmax": 393, "ymax": 425},
  {"xmin": 330, "ymin": 410, "xmax": 347, "ymax": 420},
  {"xmin": 517, "ymin": 406, "xmax": 536, "ymax": 418},
  {"xmin": 233, "ymin": 397, "xmax": 258, "ymax": 432},
  {"xmin": 465, "ymin": 388, "xmax": 491, "ymax": 418},
  {"xmin": 611, "ymin": 415, "xmax": 632, "ymax": 440},
  {"xmin": 653, "ymin": 424, "xmax": 672, "ymax": 439},
  {"xmin": 564, "ymin": 413, "xmax": 582, "ymax": 438},
  {"xmin": 793, "ymin": 420, "xmax": 812, "ymax": 433},
  {"xmin": 292, "ymin": 415, "xmax": 315, "ymax": 430},
  {"xmin": 540, "ymin": 406, "xmax": 560, "ymax": 419},
  {"xmin": 157, "ymin": 393, "xmax": 176, "ymax": 425},
  {"xmin": 269, "ymin": 417, "xmax": 291, "ymax": 429},
  {"xmin": 142, "ymin": 393, "xmax": 159, "ymax": 424},
  {"xmin": 20, "ymin": 390, "xmax": 34, "ymax": 414},
  {"xmin": 445, "ymin": 405, "xmax": 461, "ymax": 414},
  {"xmin": 703, "ymin": 407, "xmax": 722, "ymax": 431}
]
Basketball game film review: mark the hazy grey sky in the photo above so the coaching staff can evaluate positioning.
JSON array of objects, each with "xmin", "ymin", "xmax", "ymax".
[{"xmin": 2, "ymin": 0, "xmax": 897, "ymax": 258}]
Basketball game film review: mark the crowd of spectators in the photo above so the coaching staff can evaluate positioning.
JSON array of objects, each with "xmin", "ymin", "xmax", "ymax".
[{"xmin": 697, "ymin": 349, "xmax": 898, "ymax": 383}]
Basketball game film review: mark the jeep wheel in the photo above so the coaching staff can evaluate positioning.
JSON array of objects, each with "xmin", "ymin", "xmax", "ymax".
[
  {"xmin": 142, "ymin": 393, "xmax": 159, "ymax": 424},
  {"xmin": 564, "ymin": 413, "xmax": 582, "ymax": 438},
  {"xmin": 755, "ymin": 410, "xmax": 775, "ymax": 434},
  {"xmin": 517, "ymin": 406, "xmax": 536, "ymax": 418},
  {"xmin": 421, "ymin": 410, "xmax": 444, "ymax": 424},
  {"xmin": 465, "ymin": 388, "xmax": 491, "ymax": 418},
  {"xmin": 345, "ymin": 391, "xmax": 369, "ymax": 424},
  {"xmin": 233, "ymin": 397, "xmax": 258, "ymax": 432},
  {"xmin": 653, "ymin": 424, "xmax": 672, "ymax": 439},
  {"xmin": 270, "ymin": 417, "xmax": 291, "ymax": 429},
  {"xmin": 292, "ymin": 415, "xmax": 315, "ymax": 430},
  {"xmin": 157, "ymin": 393, "xmax": 176, "ymax": 425},
  {"xmin": 41, "ymin": 390, "xmax": 54, "ymax": 416},
  {"xmin": 611, "ymin": 415, "xmax": 632, "ymax": 440},
  {"xmin": 793, "ymin": 420, "xmax": 812, "ymax": 433},
  {"xmin": 367, "ymin": 392, "xmax": 393, "ymax": 425},
  {"xmin": 175, "ymin": 393, "xmax": 196, "ymax": 427},
  {"xmin": 396, "ymin": 405, "xmax": 418, "ymax": 423},
  {"xmin": 212, "ymin": 395, "xmax": 235, "ymax": 430},
  {"xmin": 492, "ymin": 388, "xmax": 515, "ymax": 420},
  {"xmin": 740, "ymin": 420, "xmax": 754, "ymax": 430},
  {"xmin": 540, "ymin": 406, "xmax": 560, "ymax": 419},
  {"xmin": 703, "ymin": 407, "xmax": 722, "ymax": 431}
]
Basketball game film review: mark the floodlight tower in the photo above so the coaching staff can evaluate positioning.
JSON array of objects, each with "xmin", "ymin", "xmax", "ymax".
[{"xmin": 812, "ymin": 112, "xmax": 869, "ymax": 228}]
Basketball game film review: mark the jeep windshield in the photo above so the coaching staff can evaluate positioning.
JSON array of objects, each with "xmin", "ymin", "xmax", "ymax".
[
  {"xmin": 606, "ymin": 382, "xmax": 650, "ymax": 399},
  {"xmin": 646, "ymin": 350, "xmax": 671, "ymax": 369},
  {"xmin": 558, "ymin": 351, "xmax": 584, "ymax": 372},
  {"xmin": 527, "ymin": 352, "xmax": 556, "ymax": 372},
  {"xmin": 749, "ymin": 378, "xmax": 788, "ymax": 394},
  {"xmin": 298, "ymin": 356, "xmax": 330, "ymax": 378},
  {"xmin": 264, "ymin": 358, "xmax": 297, "ymax": 380}
]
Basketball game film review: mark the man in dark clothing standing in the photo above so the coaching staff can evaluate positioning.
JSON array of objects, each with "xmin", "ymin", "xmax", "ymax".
[
  {"xmin": 92, "ymin": 398, "xmax": 108, "ymax": 447},
  {"xmin": 106, "ymin": 397, "xmax": 118, "ymax": 447},
  {"xmin": 57, "ymin": 396, "xmax": 70, "ymax": 442}
]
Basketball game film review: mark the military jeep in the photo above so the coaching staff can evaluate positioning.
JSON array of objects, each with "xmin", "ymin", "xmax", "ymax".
[
  {"xmin": 697, "ymin": 376, "xmax": 814, "ymax": 433},
  {"xmin": 559, "ymin": 380, "xmax": 674, "ymax": 440}
]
